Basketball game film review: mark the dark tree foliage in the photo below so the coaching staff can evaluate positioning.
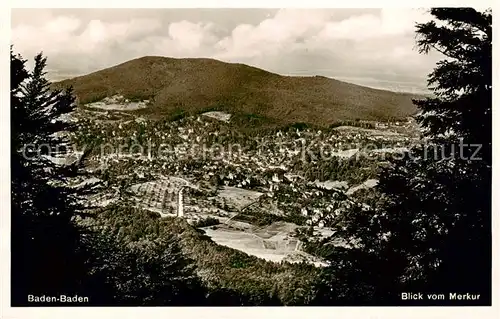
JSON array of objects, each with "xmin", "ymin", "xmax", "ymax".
[
  {"xmin": 314, "ymin": 8, "xmax": 492, "ymax": 305},
  {"xmin": 80, "ymin": 204, "xmax": 209, "ymax": 306},
  {"xmin": 80, "ymin": 230, "xmax": 206, "ymax": 306},
  {"xmin": 11, "ymin": 50, "xmax": 92, "ymax": 305}
]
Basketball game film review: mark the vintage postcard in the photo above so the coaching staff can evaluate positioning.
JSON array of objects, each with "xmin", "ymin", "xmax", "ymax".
[{"xmin": 2, "ymin": 2, "xmax": 496, "ymax": 319}]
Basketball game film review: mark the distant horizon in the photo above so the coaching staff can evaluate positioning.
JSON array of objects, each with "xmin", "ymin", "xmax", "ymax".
[
  {"xmin": 13, "ymin": 8, "xmax": 440, "ymax": 95},
  {"xmin": 44, "ymin": 54, "xmax": 431, "ymax": 95}
]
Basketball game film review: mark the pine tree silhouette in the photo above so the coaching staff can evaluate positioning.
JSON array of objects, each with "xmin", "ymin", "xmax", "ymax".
[
  {"xmin": 314, "ymin": 8, "xmax": 492, "ymax": 306},
  {"xmin": 11, "ymin": 50, "xmax": 207, "ymax": 306},
  {"xmin": 11, "ymin": 49, "xmax": 93, "ymax": 305}
]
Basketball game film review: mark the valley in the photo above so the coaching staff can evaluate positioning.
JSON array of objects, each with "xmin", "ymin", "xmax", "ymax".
[{"xmin": 67, "ymin": 94, "xmax": 421, "ymax": 271}]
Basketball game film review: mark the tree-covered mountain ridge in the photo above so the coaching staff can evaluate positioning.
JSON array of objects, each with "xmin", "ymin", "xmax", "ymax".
[{"xmin": 53, "ymin": 56, "xmax": 421, "ymax": 126}]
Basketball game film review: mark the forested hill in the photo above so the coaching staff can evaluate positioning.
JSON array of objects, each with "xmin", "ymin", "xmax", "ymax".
[{"xmin": 53, "ymin": 56, "xmax": 419, "ymax": 126}]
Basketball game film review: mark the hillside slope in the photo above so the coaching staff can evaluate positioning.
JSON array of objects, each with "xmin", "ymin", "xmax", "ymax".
[{"xmin": 53, "ymin": 56, "xmax": 419, "ymax": 126}]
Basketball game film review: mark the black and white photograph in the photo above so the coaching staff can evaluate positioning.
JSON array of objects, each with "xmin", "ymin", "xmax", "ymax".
[{"xmin": 2, "ymin": 2, "xmax": 496, "ymax": 318}]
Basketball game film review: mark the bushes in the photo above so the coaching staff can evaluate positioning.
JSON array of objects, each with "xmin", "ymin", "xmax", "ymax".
[
  {"xmin": 289, "ymin": 122, "xmax": 310, "ymax": 130},
  {"xmin": 81, "ymin": 230, "xmax": 206, "ymax": 306},
  {"xmin": 81, "ymin": 91, "xmax": 108, "ymax": 104},
  {"xmin": 192, "ymin": 217, "xmax": 220, "ymax": 228},
  {"xmin": 123, "ymin": 92, "xmax": 151, "ymax": 102},
  {"xmin": 229, "ymin": 253, "xmax": 252, "ymax": 269}
]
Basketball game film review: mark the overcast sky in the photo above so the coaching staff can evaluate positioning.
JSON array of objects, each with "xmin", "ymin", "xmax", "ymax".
[{"xmin": 11, "ymin": 8, "xmax": 443, "ymax": 93}]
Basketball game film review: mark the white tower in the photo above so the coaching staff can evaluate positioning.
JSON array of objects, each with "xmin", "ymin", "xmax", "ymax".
[
  {"xmin": 148, "ymin": 139, "xmax": 152, "ymax": 161},
  {"xmin": 177, "ymin": 187, "xmax": 184, "ymax": 217}
]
